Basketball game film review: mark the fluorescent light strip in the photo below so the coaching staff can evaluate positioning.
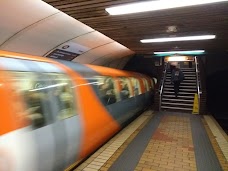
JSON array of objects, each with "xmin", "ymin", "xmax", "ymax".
[
  {"xmin": 154, "ymin": 50, "xmax": 205, "ymax": 55},
  {"xmin": 141, "ymin": 35, "xmax": 215, "ymax": 43},
  {"xmin": 106, "ymin": 0, "xmax": 228, "ymax": 15},
  {"xmin": 166, "ymin": 56, "xmax": 189, "ymax": 62}
]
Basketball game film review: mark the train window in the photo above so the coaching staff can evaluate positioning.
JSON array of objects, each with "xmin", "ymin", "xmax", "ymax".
[
  {"xmin": 145, "ymin": 79, "xmax": 150, "ymax": 91},
  {"xmin": 142, "ymin": 78, "xmax": 149, "ymax": 92},
  {"xmin": 46, "ymin": 73, "xmax": 76, "ymax": 120},
  {"xmin": 150, "ymin": 79, "xmax": 154, "ymax": 90},
  {"xmin": 146, "ymin": 79, "xmax": 152, "ymax": 90},
  {"xmin": 118, "ymin": 77, "xmax": 132, "ymax": 100},
  {"xmin": 153, "ymin": 78, "xmax": 157, "ymax": 85},
  {"xmin": 9, "ymin": 72, "xmax": 77, "ymax": 129},
  {"xmin": 130, "ymin": 77, "xmax": 141, "ymax": 96},
  {"xmin": 10, "ymin": 72, "xmax": 49, "ymax": 129},
  {"xmin": 95, "ymin": 76, "xmax": 117, "ymax": 105}
]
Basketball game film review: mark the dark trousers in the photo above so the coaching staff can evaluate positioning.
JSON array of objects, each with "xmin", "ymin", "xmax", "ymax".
[
  {"xmin": 173, "ymin": 81, "xmax": 181, "ymax": 97},
  {"xmin": 170, "ymin": 65, "xmax": 175, "ymax": 73}
]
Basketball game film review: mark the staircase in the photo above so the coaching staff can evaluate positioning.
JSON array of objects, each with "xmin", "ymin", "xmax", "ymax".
[{"xmin": 161, "ymin": 67, "xmax": 197, "ymax": 112}]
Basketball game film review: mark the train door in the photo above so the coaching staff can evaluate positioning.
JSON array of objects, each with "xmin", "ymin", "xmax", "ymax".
[
  {"xmin": 112, "ymin": 77, "xmax": 136, "ymax": 125},
  {"xmin": 45, "ymin": 73, "xmax": 81, "ymax": 169},
  {"xmin": 134, "ymin": 77, "xmax": 145, "ymax": 111},
  {"xmin": 11, "ymin": 71, "xmax": 66, "ymax": 171},
  {"xmin": 130, "ymin": 77, "xmax": 142, "ymax": 113},
  {"xmin": 28, "ymin": 63, "xmax": 82, "ymax": 171},
  {"xmin": 143, "ymin": 78, "xmax": 151, "ymax": 106},
  {"xmin": 0, "ymin": 57, "xmax": 81, "ymax": 171}
]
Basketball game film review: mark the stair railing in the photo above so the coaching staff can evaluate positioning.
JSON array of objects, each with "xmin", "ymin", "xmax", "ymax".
[
  {"xmin": 194, "ymin": 56, "xmax": 202, "ymax": 113},
  {"xmin": 159, "ymin": 62, "xmax": 168, "ymax": 111}
]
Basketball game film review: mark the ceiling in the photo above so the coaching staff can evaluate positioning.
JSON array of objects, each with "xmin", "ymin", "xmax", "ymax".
[
  {"xmin": 0, "ymin": 0, "xmax": 134, "ymax": 69},
  {"xmin": 44, "ymin": 0, "xmax": 228, "ymax": 54}
]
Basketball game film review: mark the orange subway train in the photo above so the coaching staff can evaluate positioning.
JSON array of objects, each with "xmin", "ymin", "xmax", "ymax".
[{"xmin": 0, "ymin": 50, "xmax": 155, "ymax": 171}]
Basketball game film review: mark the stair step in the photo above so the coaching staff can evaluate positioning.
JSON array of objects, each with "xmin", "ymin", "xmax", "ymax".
[
  {"xmin": 166, "ymin": 79, "xmax": 196, "ymax": 82},
  {"xmin": 167, "ymin": 68, "xmax": 195, "ymax": 70},
  {"xmin": 163, "ymin": 88, "xmax": 197, "ymax": 92},
  {"xmin": 167, "ymin": 70, "xmax": 195, "ymax": 73},
  {"xmin": 165, "ymin": 81, "xmax": 196, "ymax": 86},
  {"xmin": 165, "ymin": 83, "xmax": 196, "ymax": 86},
  {"xmin": 167, "ymin": 74, "xmax": 196, "ymax": 76},
  {"xmin": 163, "ymin": 91, "xmax": 196, "ymax": 95},
  {"xmin": 166, "ymin": 72, "xmax": 195, "ymax": 75},
  {"xmin": 167, "ymin": 69, "xmax": 195, "ymax": 71},
  {"xmin": 161, "ymin": 106, "xmax": 193, "ymax": 111},
  {"xmin": 181, "ymin": 70, "xmax": 195, "ymax": 72},
  {"xmin": 180, "ymin": 68, "xmax": 195, "ymax": 70},
  {"xmin": 162, "ymin": 98, "xmax": 194, "ymax": 102},
  {"xmin": 166, "ymin": 80, "xmax": 196, "ymax": 82},
  {"xmin": 166, "ymin": 73, "xmax": 196, "ymax": 76},
  {"xmin": 162, "ymin": 94, "xmax": 194, "ymax": 99},
  {"xmin": 182, "ymin": 73, "xmax": 196, "ymax": 75},
  {"xmin": 165, "ymin": 82, "xmax": 196, "ymax": 85},
  {"xmin": 165, "ymin": 80, "xmax": 197, "ymax": 83},
  {"xmin": 167, "ymin": 71, "xmax": 195, "ymax": 73},
  {"xmin": 166, "ymin": 77, "xmax": 196, "ymax": 80},
  {"xmin": 166, "ymin": 75, "xmax": 196, "ymax": 77},
  {"xmin": 166, "ymin": 74, "xmax": 196, "ymax": 77},
  {"xmin": 165, "ymin": 85, "xmax": 196, "ymax": 89},
  {"xmin": 162, "ymin": 102, "xmax": 193, "ymax": 106}
]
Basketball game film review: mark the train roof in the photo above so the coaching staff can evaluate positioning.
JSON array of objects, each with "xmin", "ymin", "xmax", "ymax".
[{"xmin": 0, "ymin": 50, "xmax": 151, "ymax": 79}]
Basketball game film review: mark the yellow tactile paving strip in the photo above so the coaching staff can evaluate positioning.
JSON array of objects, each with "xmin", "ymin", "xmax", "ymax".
[
  {"xmin": 203, "ymin": 115, "xmax": 228, "ymax": 170},
  {"xmin": 135, "ymin": 115, "xmax": 197, "ymax": 171},
  {"xmin": 204, "ymin": 115, "xmax": 228, "ymax": 160},
  {"xmin": 74, "ymin": 110, "xmax": 154, "ymax": 171}
]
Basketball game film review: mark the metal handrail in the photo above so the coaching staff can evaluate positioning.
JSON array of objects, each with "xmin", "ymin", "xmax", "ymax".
[
  {"xmin": 194, "ymin": 56, "xmax": 201, "ymax": 113},
  {"xmin": 159, "ymin": 62, "xmax": 168, "ymax": 111}
]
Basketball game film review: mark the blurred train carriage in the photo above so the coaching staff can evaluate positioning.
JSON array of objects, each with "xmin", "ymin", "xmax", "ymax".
[{"xmin": 0, "ymin": 50, "xmax": 155, "ymax": 171}]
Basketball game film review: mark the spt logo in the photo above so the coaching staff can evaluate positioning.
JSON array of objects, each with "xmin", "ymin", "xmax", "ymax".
[{"xmin": 62, "ymin": 45, "xmax": 70, "ymax": 49}]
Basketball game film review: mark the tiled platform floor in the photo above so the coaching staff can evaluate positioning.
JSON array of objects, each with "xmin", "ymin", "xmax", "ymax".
[
  {"xmin": 73, "ymin": 111, "xmax": 228, "ymax": 171},
  {"xmin": 135, "ymin": 115, "xmax": 196, "ymax": 171}
]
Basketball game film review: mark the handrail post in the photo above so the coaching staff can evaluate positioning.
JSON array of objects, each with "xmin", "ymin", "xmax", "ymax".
[
  {"xmin": 194, "ymin": 56, "xmax": 201, "ymax": 114},
  {"xmin": 159, "ymin": 62, "xmax": 168, "ymax": 111}
]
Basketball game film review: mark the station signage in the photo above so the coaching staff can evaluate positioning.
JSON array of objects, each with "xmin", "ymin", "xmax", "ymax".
[{"xmin": 46, "ymin": 42, "xmax": 89, "ymax": 61}]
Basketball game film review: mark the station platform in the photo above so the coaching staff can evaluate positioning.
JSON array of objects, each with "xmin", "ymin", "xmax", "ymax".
[{"xmin": 74, "ymin": 110, "xmax": 228, "ymax": 171}]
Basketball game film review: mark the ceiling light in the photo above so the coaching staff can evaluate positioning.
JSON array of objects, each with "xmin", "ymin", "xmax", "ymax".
[
  {"xmin": 165, "ymin": 56, "xmax": 189, "ymax": 62},
  {"xmin": 154, "ymin": 50, "xmax": 205, "ymax": 55},
  {"xmin": 106, "ymin": 0, "xmax": 228, "ymax": 15},
  {"xmin": 141, "ymin": 35, "xmax": 216, "ymax": 43}
]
